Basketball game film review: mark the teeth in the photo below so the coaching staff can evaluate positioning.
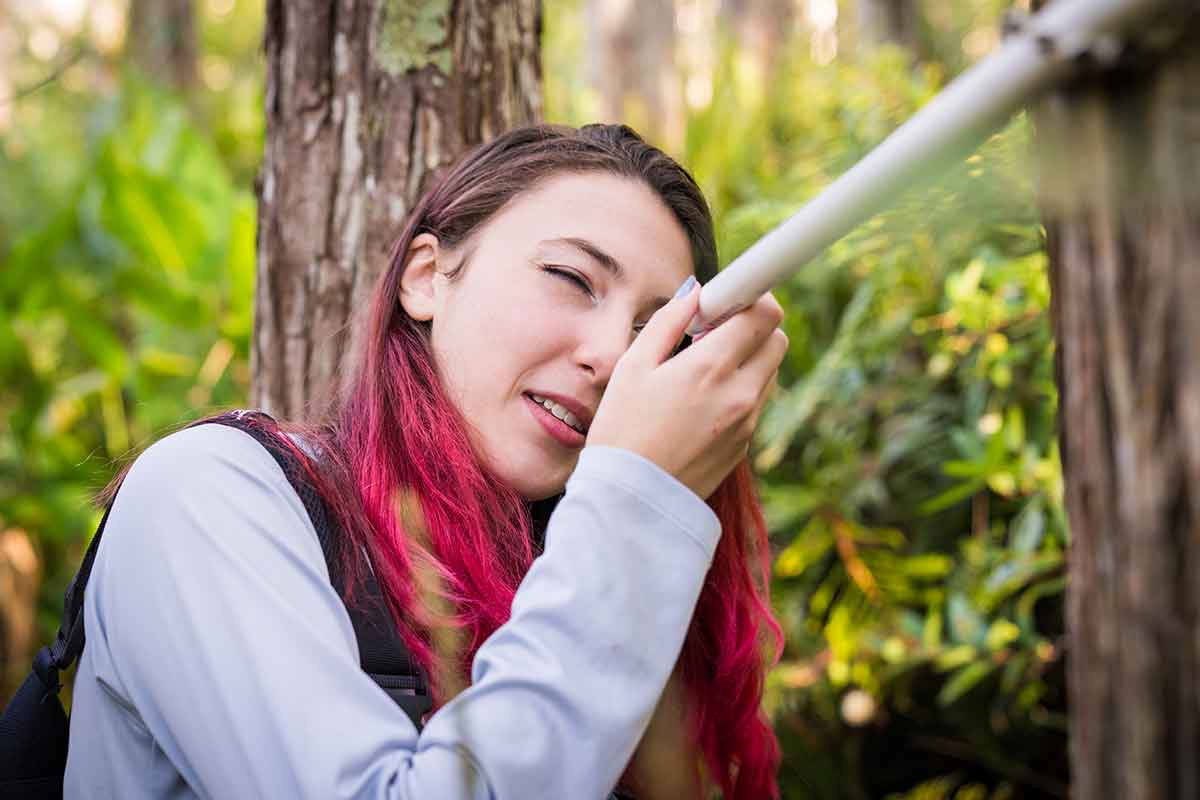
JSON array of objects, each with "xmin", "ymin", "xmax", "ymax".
[
  {"xmin": 546, "ymin": 400, "xmax": 569, "ymax": 421},
  {"xmin": 529, "ymin": 394, "xmax": 586, "ymax": 434}
]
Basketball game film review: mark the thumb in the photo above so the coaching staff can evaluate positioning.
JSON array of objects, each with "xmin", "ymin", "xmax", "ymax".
[{"xmin": 628, "ymin": 276, "xmax": 700, "ymax": 366}]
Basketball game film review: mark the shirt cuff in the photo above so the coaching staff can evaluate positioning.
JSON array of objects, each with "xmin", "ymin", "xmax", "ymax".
[{"xmin": 567, "ymin": 446, "xmax": 722, "ymax": 560}]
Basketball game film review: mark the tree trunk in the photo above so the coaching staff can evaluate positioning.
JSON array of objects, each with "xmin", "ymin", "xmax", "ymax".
[
  {"xmin": 719, "ymin": 0, "xmax": 797, "ymax": 81},
  {"xmin": 586, "ymin": 0, "xmax": 682, "ymax": 151},
  {"xmin": 128, "ymin": 0, "xmax": 197, "ymax": 90},
  {"xmin": 1037, "ymin": 10, "xmax": 1200, "ymax": 799},
  {"xmin": 254, "ymin": 0, "xmax": 542, "ymax": 418},
  {"xmin": 856, "ymin": 0, "xmax": 916, "ymax": 49}
]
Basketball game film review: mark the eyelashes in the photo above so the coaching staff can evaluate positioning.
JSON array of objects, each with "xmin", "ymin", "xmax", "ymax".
[
  {"xmin": 543, "ymin": 265, "xmax": 594, "ymax": 297},
  {"xmin": 542, "ymin": 265, "xmax": 647, "ymax": 334}
]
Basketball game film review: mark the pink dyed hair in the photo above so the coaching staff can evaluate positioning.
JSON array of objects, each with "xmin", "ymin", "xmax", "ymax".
[{"xmin": 113, "ymin": 124, "xmax": 783, "ymax": 798}]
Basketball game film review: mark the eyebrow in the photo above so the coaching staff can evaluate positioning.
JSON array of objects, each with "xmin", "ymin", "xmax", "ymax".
[
  {"xmin": 540, "ymin": 237, "xmax": 624, "ymax": 279},
  {"xmin": 538, "ymin": 236, "xmax": 674, "ymax": 309}
]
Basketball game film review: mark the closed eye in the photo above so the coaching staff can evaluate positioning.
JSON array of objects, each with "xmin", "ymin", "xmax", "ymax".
[
  {"xmin": 544, "ymin": 265, "xmax": 593, "ymax": 297},
  {"xmin": 544, "ymin": 265, "xmax": 646, "ymax": 335}
]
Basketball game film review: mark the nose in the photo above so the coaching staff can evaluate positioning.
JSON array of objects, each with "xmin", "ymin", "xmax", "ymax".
[{"xmin": 573, "ymin": 309, "xmax": 635, "ymax": 388}]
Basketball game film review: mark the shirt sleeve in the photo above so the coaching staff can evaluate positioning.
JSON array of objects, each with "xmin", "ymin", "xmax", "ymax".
[{"xmin": 76, "ymin": 424, "xmax": 720, "ymax": 800}]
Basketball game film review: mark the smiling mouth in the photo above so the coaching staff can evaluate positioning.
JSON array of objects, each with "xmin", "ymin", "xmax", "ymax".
[{"xmin": 525, "ymin": 393, "xmax": 588, "ymax": 435}]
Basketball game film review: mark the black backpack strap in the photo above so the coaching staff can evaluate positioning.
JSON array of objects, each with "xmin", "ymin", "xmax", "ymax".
[
  {"xmin": 35, "ymin": 502, "xmax": 110, "ymax": 686},
  {"xmin": 0, "ymin": 506, "xmax": 112, "ymax": 796},
  {"xmin": 0, "ymin": 466, "xmax": 121, "ymax": 795},
  {"xmin": 207, "ymin": 411, "xmax": 434, "ymax": 729}
]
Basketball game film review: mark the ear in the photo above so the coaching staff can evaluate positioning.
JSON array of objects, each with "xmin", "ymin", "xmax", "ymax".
[{"xmin": 398, "ymin": 233, "xmax": 443, "ymax": 322}]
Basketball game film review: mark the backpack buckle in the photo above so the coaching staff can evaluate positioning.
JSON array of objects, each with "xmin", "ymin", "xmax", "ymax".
[{"xmin": 32, "ymin": 647, "xmax": 62, "ymax": 699}]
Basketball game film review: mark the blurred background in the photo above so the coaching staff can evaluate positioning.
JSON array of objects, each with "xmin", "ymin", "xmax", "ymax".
[{"xmin": 0, "ymin": 1, "xmax": 1064, "ymax": 797}]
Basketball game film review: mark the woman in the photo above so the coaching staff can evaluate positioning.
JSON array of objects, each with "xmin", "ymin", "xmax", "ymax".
[{"xmin": 65, "ymin": 124, "xmax": 787, "ymax": 799}]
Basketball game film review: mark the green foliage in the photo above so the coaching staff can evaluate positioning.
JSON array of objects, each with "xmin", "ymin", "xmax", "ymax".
[
  {"xmin": 676, "ymin": 43, "xmax": 1067, "ymax": 799},
  {"xmin": 194, "ymin": 0, "xmax": 267, "ymax": 186},
  {"xmin": 0, "ymin": 75, "xmax": 253, "ymax": 640}
]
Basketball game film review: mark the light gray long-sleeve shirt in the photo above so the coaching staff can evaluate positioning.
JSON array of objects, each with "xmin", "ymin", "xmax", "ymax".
[{"xmin": 64, "ymin": 423, "xmax": 720, "ymax": 799}]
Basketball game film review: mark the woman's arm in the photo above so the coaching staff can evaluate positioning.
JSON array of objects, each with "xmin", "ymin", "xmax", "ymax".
[{"xmin": 67, "ymin": 425, "xmax": 719, "ymax": 799}]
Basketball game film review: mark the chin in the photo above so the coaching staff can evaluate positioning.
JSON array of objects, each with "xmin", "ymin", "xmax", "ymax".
[
  {"xmin": 498, "ymin": 451, "xmax": 575, "ymax": 502},
  {"xmin": 512, "ymin": 472, "xmax": 569, "ymax": 502}
]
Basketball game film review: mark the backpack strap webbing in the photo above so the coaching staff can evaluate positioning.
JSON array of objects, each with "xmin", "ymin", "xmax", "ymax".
[
  {"xmin": 0, "ymin": 536, "xmax": 105, "ymax": 795},
  {"xmin": 205, "ymin": 411, "xmax": 434, "ymax": 730}
]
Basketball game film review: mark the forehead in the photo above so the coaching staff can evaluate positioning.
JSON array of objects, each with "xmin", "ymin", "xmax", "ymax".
[{"xmin": 476, "ymin": 172, "xmax": 695, "ymax": 285}]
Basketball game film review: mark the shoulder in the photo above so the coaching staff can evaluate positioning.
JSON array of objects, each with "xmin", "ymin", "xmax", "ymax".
[
  {"xmin": 91, "ymin": 420, "xmax": 347, "ymax": 658},
  {"xmin": 127, "ymin": 420, "xmax": 284, "ymax": 487},
  {"xmin": 118, "ymin": 420, "xmax": 319, "ymax": 524},
  {"xmin": 104, "ymin": 421, "xmax": 327, "ymax": 579}
]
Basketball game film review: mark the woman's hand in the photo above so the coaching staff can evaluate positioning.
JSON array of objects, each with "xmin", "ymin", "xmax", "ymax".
[{"xmin": 587, "ymin": 281, "xmax": 786, "ymax": 499}]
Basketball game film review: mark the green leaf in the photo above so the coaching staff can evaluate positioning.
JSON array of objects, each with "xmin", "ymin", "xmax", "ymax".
[
  {"xmin": 1005, "ymin": 405, "xmax": 1026, "ymax": 451},
  {"xmin": 775, "ymin": 516, "xmax": 835, "ymax": 578},
  {"xmin": 938, "ymin": 661, "xmax": 995, "ymax": 706},
  {"xmin": 1009, "ymin": 496, "xmax": 1046, "ymax": 553},
  {"xmin": 941, "ymin": 458, "xmax": 986, "ymax": 478},
  {"xmin": 761, "ymin": 483, "xmax": 822, "ymax": 531},
  {"xmin": 919, "ymin": 478, "xmax": 984, "ymax": 514},
  {"xmin": 947, "ymin": 591, "xmax": 985, "ymax": 645},
  {"xmin": 984, "ymin": 619, "xmax": 1020, "ymax": 651},
  {"xmin": 934, "ymin": 644, "xmax": 977, "ymax": 671},
  {"xmin": 900, "ymin": 554, "xmax": 954, "ymax": 580},
  {"xmin": 984, "ymin": 553, "xmax": 1062, "ymax": 602},
  {"xmin": 986, "ymin": 471, "xmax": 1017, "ymax": 497},
  {"xmin": 139, "ymin": 348, "xmax": 197, "ymax": 377},
  {"xmin": 912, "ymin": 612, "xmax": 940, "ymax": 657}
]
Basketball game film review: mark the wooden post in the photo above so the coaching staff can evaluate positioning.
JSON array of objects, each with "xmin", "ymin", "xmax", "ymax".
[{"xmin": 1037, "ymin": 9, "xmax": 1200, "ymax": 798}]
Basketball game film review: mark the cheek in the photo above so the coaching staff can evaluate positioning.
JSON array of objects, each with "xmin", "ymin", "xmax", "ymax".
[{"xmin": 433, "ymin": 282, "xmax": 572, "ymax": 410}]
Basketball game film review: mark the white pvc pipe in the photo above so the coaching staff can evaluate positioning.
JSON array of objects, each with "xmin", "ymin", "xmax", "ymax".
[{"xmin": 689, "ymin": 0, "xmax": 1170, "ymax": 335}]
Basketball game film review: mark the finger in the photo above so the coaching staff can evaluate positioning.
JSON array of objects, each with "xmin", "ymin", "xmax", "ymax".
[
  {"xmin": 738, "ymin": 327, "xmax": 789, "ymax": 392},
  {"xmin": 737, "ymin": 377, "xmax": 778, "ymax": 448},
  {"xmin": 735, "ymin": 337, "xmax": 786, "ymax": 443},
  {"xmin": 626, "ymin": 277, "xmax": 701, "ymax": 366},
  {"xmin": 688, "ymin": 293, "xmax": 784, "ymax": 373}
]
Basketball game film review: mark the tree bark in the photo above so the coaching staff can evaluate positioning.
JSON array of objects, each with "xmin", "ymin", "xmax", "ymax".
[
  {"xmin": 1037, "ymin": 9, "xmax": 1200, "ymax": 799},
  {"xmin": 128, "ymin": 0, "xmax": 197, "ymax": 91},
  {"xmin": 254, "ymin": 0, "xmax": 542, "ymax": 418},
  {"xmin": 856, "ymin": 0, "xmax": 916, "ymax": 49}
]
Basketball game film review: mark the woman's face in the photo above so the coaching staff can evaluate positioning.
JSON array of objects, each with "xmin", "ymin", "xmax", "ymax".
[{"xmin": 401, "ymin": 171, "xmax": 694, "ymax": 500}]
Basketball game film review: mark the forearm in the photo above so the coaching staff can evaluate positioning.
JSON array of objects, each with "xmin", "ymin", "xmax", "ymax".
[{"xmin": 425, "ymin": 447, "xmax": 719, "ymax": 797}]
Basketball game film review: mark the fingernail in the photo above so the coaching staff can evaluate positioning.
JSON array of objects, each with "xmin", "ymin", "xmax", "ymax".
[{"xmin": 673, "ymin": 276, "xmax": 697, "ymax": 299}]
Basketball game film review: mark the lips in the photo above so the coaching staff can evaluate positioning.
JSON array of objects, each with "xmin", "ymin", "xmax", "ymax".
[
  {"xmin": 527, "ymin": 393, "xmax": 588, "ymax": 434},
  {"xmin": 524, "ymin": 392, "xmax": 590, "ymax": 448}
]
